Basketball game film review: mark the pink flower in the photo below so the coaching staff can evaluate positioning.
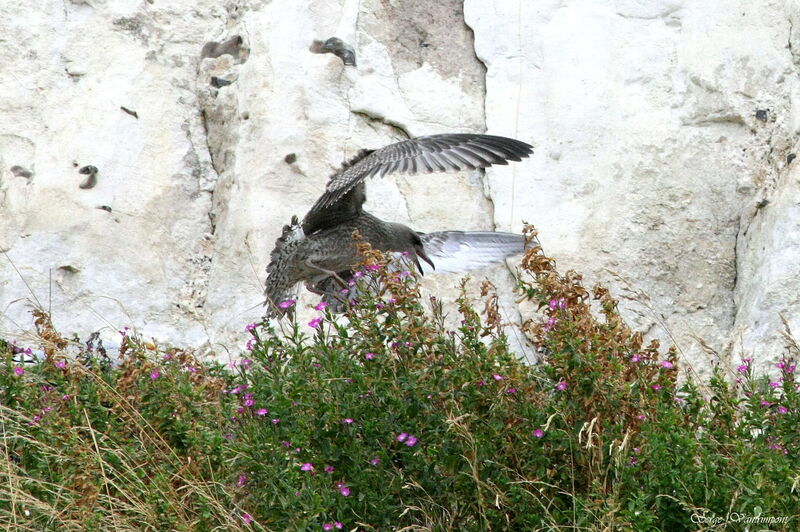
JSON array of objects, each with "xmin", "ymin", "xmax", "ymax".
[
  {"xmin": 246, "ymin": 338, "xmax": 256, "ymax": 351},
  {"xmin": 760, "ymin": 400, "xmax": 772, "ymax": 407},
  {"xmin": 364, "ymin": 352, "xmax": 375, "ymax": 360},
  {"xmin": 337, "ymin": 482, "xmax": 351, "ymax": 496},
  {"xmin": 533, "ymin": 429, "xmax": 544, "ymax": 438},
  {"xmin": 342, "ymin": 418, "xmax": 354, "ymax": 424},
  {"xmin": 777, "ymin": 406, "xmax": 788, "ymax": 414},
  {"xmin": 271, "ymin": 418, "xmax": 280, "ymax": 424},
  {"xmin": 13, "ymin": 367, "xmax": 23, "ymax": 376},
  {"xmin": 245, "ymin": 322, "xmax": 257, "ymax": 332},
  {"xmin": 405, "ymin": 435, "xmax": 418, "ymax": 447},
  {"xmin": 507, "ymin": 388, "xmax": 516, "ymax": 394},
  {"xmin": 660, "ymin": 360, "xmax": 673, "ymax": 369},
  {"xmin": 308, "ymin": 317, "xmax": 323, "ymax": 328},
  {"xmin": 314, "ymin": 301, "xmax": 329, "ymax": 311},
  {"xmin": 256, "ymin": 408, "xmax": 268, "ymax": 416},
  {"xmin": 631, "ymin": 355, "xmax": 641, "ymax": 363},
  {"xmin": 279, "ymin": 299, "xmax": 296, "ymax": 309},
  {"xmin": 556, "ymin": 381, "xmax": 567, "ymax": 391},
  {"xmin": 62, "ymin": 394, "xmax": 70, "ymax": 401},
  {"xmin": 324, "ymin": 466, "xmax": 335, "ymax": 473},
  {"xmin": 300, "ymin": 463, "xmax": 314, "ymax": 471},
  {"xmin": 545, "ymin": 317, "xmax": 557, "ymax": 330},
  {"xmin": 150, "ymin": 370, "xmax": 160, "ymax": 380},
  {"xmin": 492, "ymin": 374, "xmax": 503, "ymax": 381},
  {"xmin": 323, "ymin": 524, "xmax": 334, "ymax": 531},
  {"xmin": 240, "ymin": 358, "xmax": 251, "ymax": 369},
  {"xmin": 335, "ymin": 523, "xmax": 343, "ymax": 529},
  {"xmin": 651, "ymin": 384, "xmax": 662, "ymax": 390},
  {"xmin": 370, "ymin": 456, "xmax": 380, "ymax": 466},
  {"xmin": 769, "ymin": 381, "xmax": 781, "ymax": 388},
  {"xmin": 237, "ymin": 474, "xmax": 247, "ymax": 487},
  {"xmin": 55, "ymin": 360, "xmax": 67, "ymax": 369},
  {"xmin": 636, "ymin": 415, "xmax": 645, "ymax": 420},
  {"xmin": 737, "ymin": 365, "xmax": 748, "ymax": 373},
  {"xmin": 241, "ymin": 512, "xmax": 253, "ymax": 524},
  {"xmin": 397, "ymin": 432, "xmax": 408, "ymax": 442}
]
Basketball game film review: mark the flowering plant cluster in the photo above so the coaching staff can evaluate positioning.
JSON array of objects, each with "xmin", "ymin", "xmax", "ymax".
[
  {"xmin": 0, "ymin": 316, "xmax": 242, "ymax": 530},
  {"xmin": 1, "ymin": 232, "xmax": 797, "ymax": 530}
]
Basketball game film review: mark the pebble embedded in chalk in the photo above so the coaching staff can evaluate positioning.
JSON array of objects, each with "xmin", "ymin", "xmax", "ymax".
[{"xmin": 78, "ymin": 165, "xmax": 99, "ymax": 189}]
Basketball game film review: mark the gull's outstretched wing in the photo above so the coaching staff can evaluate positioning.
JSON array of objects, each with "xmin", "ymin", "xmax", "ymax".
[
  {"xmin": 306, "ymin": 231, "xmax": 528, "ymax": 313},
  {"xmin": 264, "ymin": 216, "xmax": 304, "ymax": 317},
  {"xmin": 305, "ymin": 134, "xmax": 533, "ymax": 222},
  {"xmin": 417, "ymin": 231, "xmax": 528, "ymax": 274},
  {"xmin": 302, "ymin": 182, "xmax": 366, "ymax": 235}
]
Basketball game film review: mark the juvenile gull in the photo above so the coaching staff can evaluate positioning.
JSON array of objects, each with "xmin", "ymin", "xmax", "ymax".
[{"xmin": 264, "ymin": 133, "xmax": 533, "ymax": 316}]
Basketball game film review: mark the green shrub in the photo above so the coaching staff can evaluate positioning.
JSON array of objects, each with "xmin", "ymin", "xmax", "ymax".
[
  {"xmin": 2, "ymin": 231, "xmax": 798, "ymax": 530},
  {"xmin": 0, "ymin": 313, "xmax": 241, "ymax": 531}
]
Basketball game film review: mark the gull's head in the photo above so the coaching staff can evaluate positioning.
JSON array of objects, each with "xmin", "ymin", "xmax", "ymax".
[{"xmin": 389, "ymin": 223, "xmax": 434, "ymax": 274}]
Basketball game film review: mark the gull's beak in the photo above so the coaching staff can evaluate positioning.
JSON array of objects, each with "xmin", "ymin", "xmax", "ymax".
[{"xmin": 413, "ymin": 245, "xmax": 435, "ymax": 274}]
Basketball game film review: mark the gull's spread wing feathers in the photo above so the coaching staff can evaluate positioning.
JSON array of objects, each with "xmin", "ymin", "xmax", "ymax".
[
  {"xmin": 417, "ymin": 231, "xmax": 527, "ymax": 274},
  {"xmin": 304, "ymin": 134, "xmax": 533, "ymax": 228}
]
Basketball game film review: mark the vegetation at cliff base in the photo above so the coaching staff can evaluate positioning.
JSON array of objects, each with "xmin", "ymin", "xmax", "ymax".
[{"xmin": 1, "ymin": 230, "xmax": 798, "ymax": 531}]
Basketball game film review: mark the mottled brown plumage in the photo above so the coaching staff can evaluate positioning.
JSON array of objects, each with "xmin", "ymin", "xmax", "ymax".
[{"xmin": 264, "ymin": 133, "xmax": 533, "ymax": 317}]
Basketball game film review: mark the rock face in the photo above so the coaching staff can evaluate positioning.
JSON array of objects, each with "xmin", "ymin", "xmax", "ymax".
[{"xmin": 1, "ymin": 0, "xmax": 798, "ymax": 370}]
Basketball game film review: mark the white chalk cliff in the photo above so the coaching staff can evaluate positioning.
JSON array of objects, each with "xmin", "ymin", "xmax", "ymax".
[{"xmin": 1, "ymin": 0, "xmax": 798, "ymax": 372}]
